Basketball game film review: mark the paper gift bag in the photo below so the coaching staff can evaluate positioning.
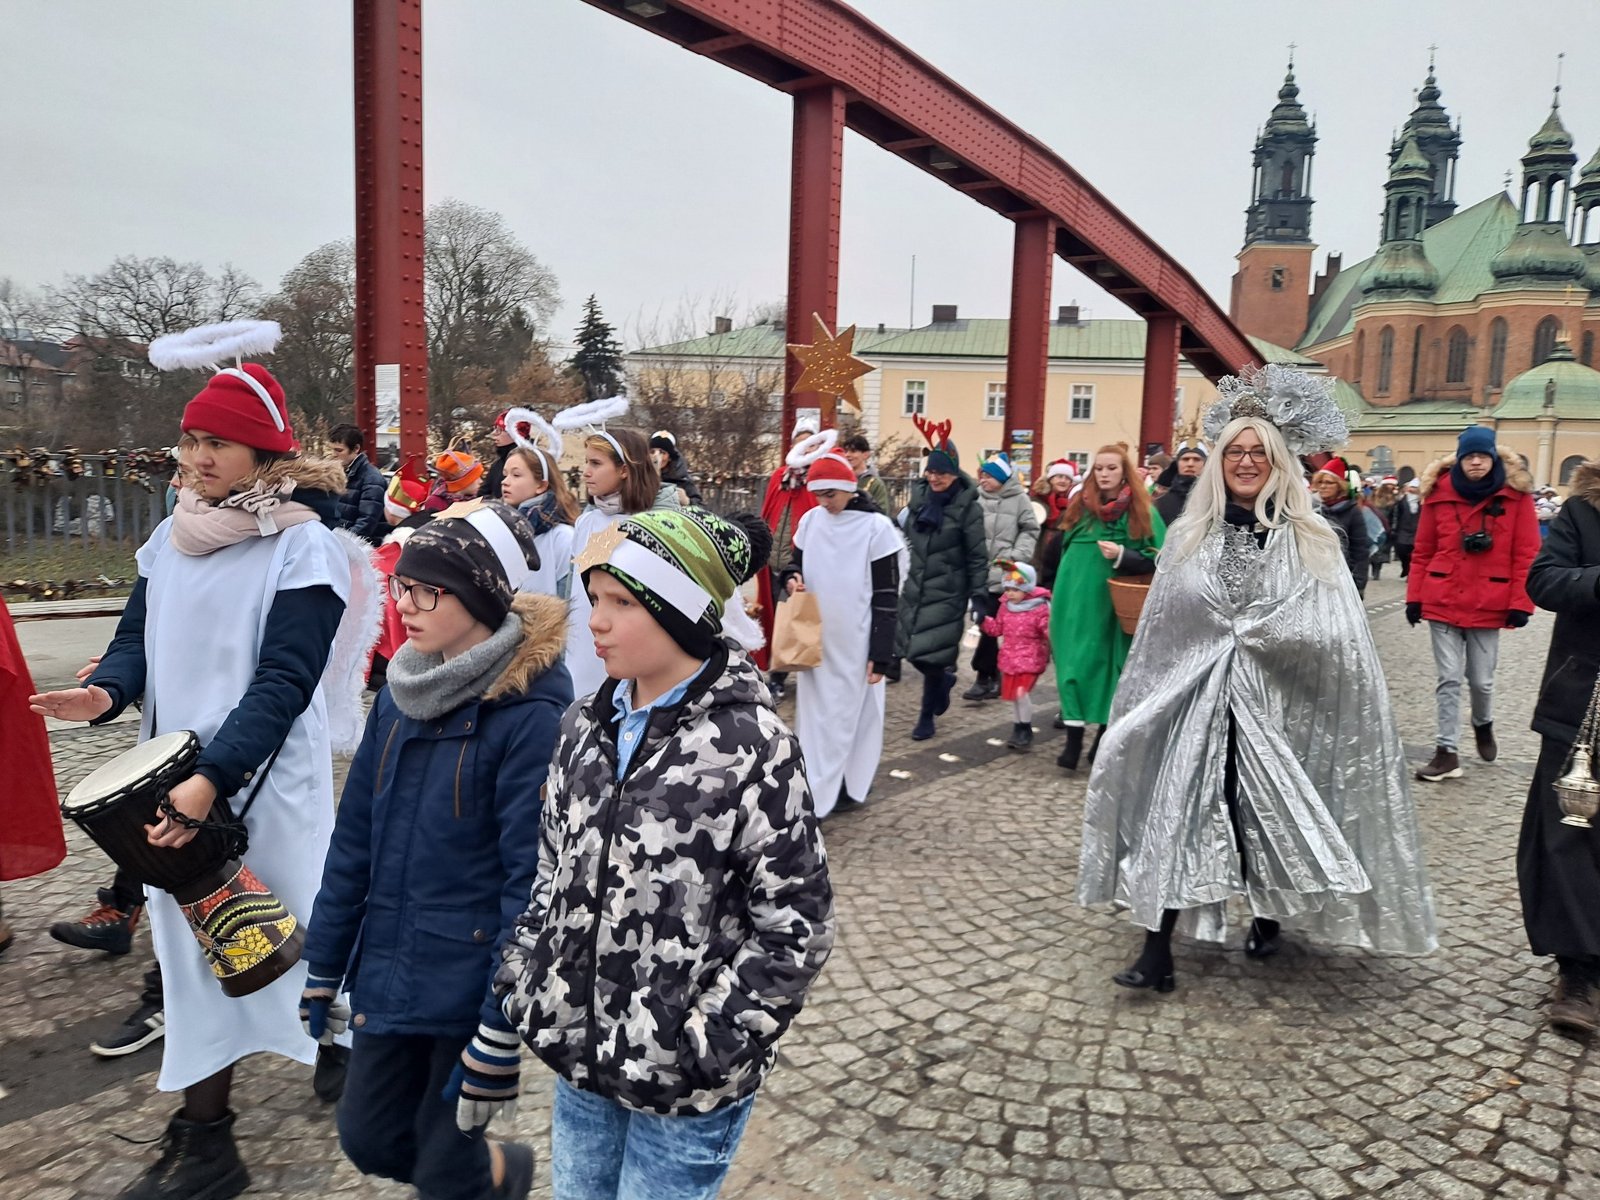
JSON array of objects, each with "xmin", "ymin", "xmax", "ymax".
[{"xmin": 770, "ymin": 591, "xmax": 824, "ymax": 672}]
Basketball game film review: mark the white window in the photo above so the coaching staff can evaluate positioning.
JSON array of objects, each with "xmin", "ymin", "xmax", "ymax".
[
  {"xmin": 1066, "ymin": 451, "xmax": 1090, "ymax": 472},
  {"xmin": 984, "ymin": 381, "xmax": 1005, "ymax": 421},
  {"xmin": 1174, "ymin": 385, "xmax": 1184, "ymax": 410},
  {"xmin": 902, "ymin": 379, "xmax": 926, "ymax": 416},
  {"xmin": 1069, "ymin": 383, "xmax": 1094, "ymax": 422}
]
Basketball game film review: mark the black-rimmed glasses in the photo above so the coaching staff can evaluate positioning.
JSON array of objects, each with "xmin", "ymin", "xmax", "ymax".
[
  {"xmin": 388, "ymin": 577, "xmax": 450, "ymax": 611},
  {"xmin": 1222, "ymin": 447, "xmax": 1270, "ymax": 464}
]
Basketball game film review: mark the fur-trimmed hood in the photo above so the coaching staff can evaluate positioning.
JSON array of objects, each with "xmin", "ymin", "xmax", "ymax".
[
  {"xmin": 484, "ymin": 592, "xmax": 568, "ymax": 702},
  {"xmin": 228, "ymin": 454, "xmax": 347, "ymax": 496},
  {"xmin": 1570, "ymin": 459, "xmax": 1600, "ymax": 506},
  {"xmin": 1418, "ymin": 447, "xmax": 1533, "ymax": 499}
]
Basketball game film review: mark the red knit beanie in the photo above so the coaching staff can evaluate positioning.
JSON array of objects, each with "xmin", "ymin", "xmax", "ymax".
[{"xmin": 180, "ymin": 364, "xmax": 297, "ymax": 453}]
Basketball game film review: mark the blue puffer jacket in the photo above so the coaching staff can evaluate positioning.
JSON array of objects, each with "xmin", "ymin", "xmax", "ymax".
[
  {"xmin": 337, "ymin": 452, "xmax": 388, "ymax": 544},
  {"xmin": 304, "ymin": 593, "xmax": 572, "ymax": 1035}
]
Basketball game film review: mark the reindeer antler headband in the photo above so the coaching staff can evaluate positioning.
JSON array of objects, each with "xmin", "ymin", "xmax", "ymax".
[{"xmin": 913, "ymin": 413, "xmax": 954, "ymax": 451}]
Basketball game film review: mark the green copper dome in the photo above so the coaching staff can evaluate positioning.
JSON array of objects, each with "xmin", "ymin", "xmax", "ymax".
[
  {"xmin": 1360, "ymin": 239, "xmax": 1440, "ymax": 296},
  {"xmin": 1494, "ymin": 340, "xmax": 1600, "ymax": 420},
  {"xmin": 1490, "ymin": 221, "xmax": 1588, "ymax": 286},
  {"xmin": 1529, "ymin": 104, "xmax": 1575, "ymax": 155}
]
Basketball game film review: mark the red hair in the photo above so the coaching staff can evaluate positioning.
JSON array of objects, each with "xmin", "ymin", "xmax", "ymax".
[{"xmin": 1061, "ymin": 443, "xmax": 1154, "ymax": 541}]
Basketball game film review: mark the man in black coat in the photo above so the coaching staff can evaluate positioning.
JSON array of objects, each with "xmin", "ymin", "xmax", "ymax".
[
  {"xmin": 1154, "ymin": 443, "xmax": 1206, "ymax": 527},
  {"xmin": 328, "ymin": 423, "xmax": 388, "ymax": 544},
  {"xmin": 1390, "ymin": 480, "xmax": 1422, "ymax": 577},
  {"xmin": 1519, "ymin": 456, "xmax": 1600, "ymax": 1037}
]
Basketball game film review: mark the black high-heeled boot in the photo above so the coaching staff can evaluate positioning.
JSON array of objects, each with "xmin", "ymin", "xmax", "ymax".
[
  {"xmin": 1056, "ymin": 725, "xmax": 1085, "ymax": 771},
  {"xmin": 1113, "ymin": 911, "xmax": 1178, "ymax": 993},
  {"xmin": 1244, "ymin": 917, "xmax": 1281, "ymax": 959}
]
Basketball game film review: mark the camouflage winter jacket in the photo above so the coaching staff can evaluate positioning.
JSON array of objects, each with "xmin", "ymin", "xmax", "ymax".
[{"xmin": 495, "ymin": 645, "xmax": 834, "ymax": 1115}]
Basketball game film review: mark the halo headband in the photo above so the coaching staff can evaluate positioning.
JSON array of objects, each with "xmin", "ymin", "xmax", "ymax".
[
  {"xmin": 785, "ymin": 428, "xmax": 839, "ymax": 470},
  {"xmin": 464, "ymin": 507, "xmax": 531, "ymax": 592},
  {"xmin": 504, "ymin": 406, "xmax": 563, "ymax": 481},
  {"xmin": 215, "ymin": 367, "xmax": 286, "ymax": 432}
]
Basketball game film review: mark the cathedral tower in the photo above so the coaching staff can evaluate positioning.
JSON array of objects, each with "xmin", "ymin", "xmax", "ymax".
[{"xmin": 1389, "ymin": 57, "xmax": 1462, "ymax": 230}]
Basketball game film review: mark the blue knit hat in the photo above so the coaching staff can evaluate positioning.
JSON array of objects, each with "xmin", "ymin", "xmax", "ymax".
[
  {"xmin": 925, "ymin": 441, "xmax": 960, "ymax": 474},
  {"xmin": 1457, "ymin": 425, "xmax": 1497, "ymax": 460},
  {"xmin": 979, "ymin": 452, "xmax": 1014, "ymax": 484}
]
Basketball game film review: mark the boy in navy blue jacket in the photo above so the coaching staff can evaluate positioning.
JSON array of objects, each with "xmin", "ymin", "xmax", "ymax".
[{"xmin": 302, "ymin": 503, "xmax": 571, "ymax": 1200}]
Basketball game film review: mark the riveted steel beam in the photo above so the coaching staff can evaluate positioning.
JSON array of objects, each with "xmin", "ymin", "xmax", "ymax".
[
  {"xmin": 784, "ymin": 84, "xmax": 846, "ymax": 433},
  {"xmin": 1004, "ymin": 215, "xmax": 1053, "ymax": 474}
]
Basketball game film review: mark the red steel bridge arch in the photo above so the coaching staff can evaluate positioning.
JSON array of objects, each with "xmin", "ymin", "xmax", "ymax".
[{"xmin": 353, "ymin": 0, "xmax": 1263, "ymax": 461}]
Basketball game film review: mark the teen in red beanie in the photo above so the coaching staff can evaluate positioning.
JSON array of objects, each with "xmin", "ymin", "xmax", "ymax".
[{"xmin": 180, "ymin": 363, "xmax": 297, "ymax": 455}]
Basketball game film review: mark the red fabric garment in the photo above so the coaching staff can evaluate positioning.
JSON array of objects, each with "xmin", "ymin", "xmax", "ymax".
[
  {"xmin": 0, "ymin": 593, "xmax": 65, "ymax": 881},
  {"xmin": 755, "ymin": 467, "xmax": 818, "ymax": 671},
  {"xmin": 372, "ymin": 539, "xmax": 408, "ymax": 663},
  {"xmin": 1407, "ymin": 468, "xmax": 1540, "ymax": 629}
]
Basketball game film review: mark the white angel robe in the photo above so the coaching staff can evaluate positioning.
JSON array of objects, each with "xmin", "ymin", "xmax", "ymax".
[
  {"xmin": 565, "ymin": 507, "xmax": 617, "ymax": 699},
  {"xmin": 135, "ymin": 519, "xmax": 353, "ymax": 1091},
  {"xmin": 791, "ymin": 506, "xmax": 908, "ymax": 819}
]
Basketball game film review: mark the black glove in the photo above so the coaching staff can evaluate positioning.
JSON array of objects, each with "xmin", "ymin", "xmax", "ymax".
[
  {"xmin": 969, "ymin": 596, "xmax": 988, "ymax": 624},
  {"xmin": 1405, "ymin": 602, "xmax": 1423, "ymax": 626},
  {"xmin": 1506, "ymin": 610, "xmax": 1529, "ymax": 629}
]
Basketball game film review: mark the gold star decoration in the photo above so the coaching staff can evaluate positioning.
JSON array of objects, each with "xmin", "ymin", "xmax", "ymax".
[
  {"xmin": 575, "ymin": 523, "xmax": 628, "ymax": 574},
  {"xmin": 788, "ymin": 313, "xmax": 874, "ymax": 411}
]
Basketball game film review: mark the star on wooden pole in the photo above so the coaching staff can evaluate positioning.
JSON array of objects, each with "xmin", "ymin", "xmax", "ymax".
[{"xmin": 788, "ymin": 313, "xmax": 874, "ymax": 416}]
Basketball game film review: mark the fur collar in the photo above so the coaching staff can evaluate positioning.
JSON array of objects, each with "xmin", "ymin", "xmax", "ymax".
[
  {"xmin": 1418, "ymin": 447, "xmax": 1533, "ymax": 499},
  {"xmin": 1571, "ymin": 460, "xmax": 1600, "ymax": 506},
  {"xmin": 483, "ymin": 593, "xmax": 569, "ymax": 702}
]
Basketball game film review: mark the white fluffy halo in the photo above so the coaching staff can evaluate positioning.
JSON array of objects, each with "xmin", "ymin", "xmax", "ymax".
[
  {"xmin": 785, "ymin": 428, "xmax": 839, "ymax": 470},
  {"xmin": 504, "ymin": 407, "xmax": 563, "ymax": 462},
  {"xmin": 551, "ymin": 394, "xmax": 629, "ymax": 432},
  {"xmin": 149, "ymin": 320, "xmax": 282, "ymax": 371}
]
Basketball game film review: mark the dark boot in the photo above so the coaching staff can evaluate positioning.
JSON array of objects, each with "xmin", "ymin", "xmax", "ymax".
[
  {"xmin": 933, "ymin": 668, "xmax": 957, "ymax": 716},
  {"xmin": 1006, "ymin": 722, "xmax": 1033, "ymax": 751},
  {"xmin": 961, "ymin": 675, "xmax": 995, "ymax": 702},
  {"xmin": 1474, "ymin": 722, "xmax": 1498, "ymax": 763},
  {"xmin": 1087, "ymin": 725, "xmax": 1105, "ymax": 765},
  {"xmin": 116, "ymin": 1109, "xmax": 249, "ymax": 1200},
  {"xmin": 1549, "ymin": 964, "xmax": 1600, "ymax": 1038},
  {"xmin": 51, "ymin": 888, "xmax": 143, "ymax": 955},
  {"xmin": 1113, "ymin": 910, "xmax": 1178, "ymax": 993},
  {"xmin": 1415, "ymin": 746, "xmax": 1462, "ymax": 782},
  {"xmin": 1244, "ymin": 917, "xmax": 1282, "ymax": 959},
  {"xmin": 1057, "ymin": 725, "xmax": 1084, "ymax": 771},
  {"xmin": 912, "ymin": 672, "xmax": 938, "ymax": 741}
]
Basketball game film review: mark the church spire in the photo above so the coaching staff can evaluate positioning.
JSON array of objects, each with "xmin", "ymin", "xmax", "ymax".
[
  {"xmin": 1243, "ymin": 55, "xmax": 1317, "ymax": 245},
  {"xmin": 1360, "ymin": 134, "xmax": 1439, "ymax": 299},
  {"xmin": 1389, "ymin": 49, "xmax": 1461, "ymax": 229},
  {"xmin": 1490, "ymin": 77, "xmax": 1586, "ymax": 289}
]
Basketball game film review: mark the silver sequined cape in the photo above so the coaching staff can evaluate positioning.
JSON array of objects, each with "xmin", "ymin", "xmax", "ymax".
[{"xmin": 1077, "ymin": 522, "xmax": 1437, "ymax": 954}]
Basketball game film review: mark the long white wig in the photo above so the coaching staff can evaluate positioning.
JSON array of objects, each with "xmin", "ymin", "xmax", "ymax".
[{"xmin": 1160, "ymin": 416, "xmax": 1346, "ymax": 584}]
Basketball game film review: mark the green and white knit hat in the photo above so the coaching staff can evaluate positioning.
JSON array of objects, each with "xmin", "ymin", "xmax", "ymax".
[{"xmin": 577, "ymin": 508, "xmax": 771, "ymax": 655}]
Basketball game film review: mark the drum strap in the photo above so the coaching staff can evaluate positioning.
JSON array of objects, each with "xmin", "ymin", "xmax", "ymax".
[{"xmin": 158, "ymin": 739, "xmax": 286, "ymax": 859}]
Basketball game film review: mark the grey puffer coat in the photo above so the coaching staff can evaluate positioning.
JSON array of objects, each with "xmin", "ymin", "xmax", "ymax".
[
  {"xmin": 896, "ymin": 476, "xmax": 989, "ymax": 668},
  {"xmin": 495, "ymin": 646, "xmax": 834, "ymax": 1116},
  {"xmin": 978, "ymin": 475, "xmax": 1040, "ymax": 591}
]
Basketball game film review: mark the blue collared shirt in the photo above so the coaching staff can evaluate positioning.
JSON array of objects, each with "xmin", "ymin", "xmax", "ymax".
[{"xmin": 611, "ymin": 664, "xmax": 705, "ymax": 780}]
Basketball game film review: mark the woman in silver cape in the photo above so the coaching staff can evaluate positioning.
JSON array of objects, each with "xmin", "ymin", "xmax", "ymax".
[{"xmin": 1078, "ymin": 377, "xmax": 1437, "ymax": 993}]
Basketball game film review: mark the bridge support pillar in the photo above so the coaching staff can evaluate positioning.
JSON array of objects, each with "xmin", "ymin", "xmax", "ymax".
[
  {"xmin": 1003, "ymin": 215, "xmax": 1054, "ymax": 479},
  {"xmin": 354, "ymin": 0, "xmax": 428, "ymax": 460},
  {"xmin": 784, "ymin": 84, "xmax": 845, "ymax": 435},
  {"xmin": 1139, "ymin": 313, "xmax": 1181, "ymax": 459}
]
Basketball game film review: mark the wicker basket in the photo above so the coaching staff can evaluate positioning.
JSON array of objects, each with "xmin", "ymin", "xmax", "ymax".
[{"xmin": 1107, "ymin": 576, "xmax": 1152, "ymax": 636}]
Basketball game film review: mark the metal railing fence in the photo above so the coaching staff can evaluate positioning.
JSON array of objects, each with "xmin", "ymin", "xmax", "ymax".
[{"xmin": 2, "ymin": 454, "xmax": 167, "ymax": 589}]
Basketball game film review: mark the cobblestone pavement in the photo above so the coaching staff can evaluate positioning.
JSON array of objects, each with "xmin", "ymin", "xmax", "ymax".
[{"xmin": 2, "ymin": 575, "xmax": 1597, "ymax": 1199}]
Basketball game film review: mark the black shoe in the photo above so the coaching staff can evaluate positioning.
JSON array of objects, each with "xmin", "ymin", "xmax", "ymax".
[
  {"xmin": 933, "ymin": 669, "xmax": 956, "ymax": 717},
  {"xmin": 1244, "ymin": 918, "xmax": 1281, "ymax": 959},
  {"xmin": 1474, "ymin": 722, "xmax": 1498, "ymax": 763},
  {"xmin": 1087, "ymin": 726, "xmax": 1104, "ymax": 765},
  {"xmin": 911, "ymin": 713, "xmax": 935, "ymax": 741},
  {"xmin": 1112, "ymin": 965, "xmax": 1176, "ymax": 993},
  {"xmin": 1057, "ymin": 726, "xmax": 1085, "ymax": 771},
  {"xmin": 493, "ymin": 1141, "xmax": 537, "ymax": 1200},
  {"xmin": 313, "ymin": 1042, "xmax": 349, "ymax": 1103},
  {"xmin": 1052, "ymin": 715, "xmax": 1067, "ymax": 730},
  {"xmin": 91, "ymin": 967, "xmax": 165, "ymax": 1058},
  {"xmin": 50, "ymin": 889, "xmax": 142, "ymax": 955},
  {"xmin": 1416, "ymin": 747, "xmax": 1462, "ymax": 782},
  {"xmin": 116, "ymin": 1109, "xmax": 249, "ymax": 1200},
  {"xmin": 962, "ymin": 678, "xmax": 992, "ymax": 702},
  {"xmin": 1006, "ymin": 722, "xmax": 1033, "ymax": 751}
]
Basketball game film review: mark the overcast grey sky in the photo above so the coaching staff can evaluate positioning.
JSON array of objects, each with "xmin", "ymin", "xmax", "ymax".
[{"xmin": 4, "ymin": 1, "xmax": 1595, "ymax": 346}]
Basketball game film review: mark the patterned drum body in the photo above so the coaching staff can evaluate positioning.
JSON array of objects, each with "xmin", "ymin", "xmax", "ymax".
[{"xmin": 61, "ymin": 731, "xmax": 304, "ymax": 997}]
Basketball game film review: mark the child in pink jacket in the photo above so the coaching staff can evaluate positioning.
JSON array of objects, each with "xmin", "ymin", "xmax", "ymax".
[{"xmin": 981, "ymin": 561, "xmax": 1052, "ymax": 751}]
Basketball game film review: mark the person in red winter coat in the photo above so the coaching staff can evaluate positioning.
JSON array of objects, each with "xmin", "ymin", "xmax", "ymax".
[
  {"xmin": 754, "ymin": 418, "xmax": 822, "ymax": 683},
  {"xmin": 0, "ymin": 592, "xmax": 67, "ymax": 957},
  {"xmin": 981, "ymin": 560, "xmax": 1052, "ymax": 752},
  {"xmin": 1406, "ymin": 426, "xmax": 1540, "ymax": 784}
]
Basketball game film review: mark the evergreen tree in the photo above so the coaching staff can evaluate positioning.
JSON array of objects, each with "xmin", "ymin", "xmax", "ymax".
[{"xmin": 570, "ymin": 294, "xmax": 624, "ymax": 400}]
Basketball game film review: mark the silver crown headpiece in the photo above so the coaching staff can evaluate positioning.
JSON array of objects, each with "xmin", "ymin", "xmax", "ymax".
[{"xmin": 1202, "ymin": 364, "xmax": 1348, "ymax": 457}]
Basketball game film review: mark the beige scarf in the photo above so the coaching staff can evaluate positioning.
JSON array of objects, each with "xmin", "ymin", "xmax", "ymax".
[{"xmin": 169, "ymin": 480, "xmax": 319, "ymax": 556}]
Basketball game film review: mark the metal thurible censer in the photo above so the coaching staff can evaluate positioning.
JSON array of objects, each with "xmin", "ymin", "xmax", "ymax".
[{"xmin": 1554, "ymin": 681, "xmax": 1600, "ymax": 829}]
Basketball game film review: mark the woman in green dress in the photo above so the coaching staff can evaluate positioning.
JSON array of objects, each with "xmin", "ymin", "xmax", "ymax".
[{"xmin": 1039, "ymin": 443, "xmax": 1165, "ymax": 770}]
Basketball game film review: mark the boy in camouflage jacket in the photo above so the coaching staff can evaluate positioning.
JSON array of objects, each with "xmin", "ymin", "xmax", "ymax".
[{"xmin": 496, "ymin": 508, "xmax": 834, "ymax": 1200}]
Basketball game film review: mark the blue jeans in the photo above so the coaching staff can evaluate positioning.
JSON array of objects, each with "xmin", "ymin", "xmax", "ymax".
[{"xmin": 550, "ymin": 1076, "xmax": 756, "ymax": 1200}]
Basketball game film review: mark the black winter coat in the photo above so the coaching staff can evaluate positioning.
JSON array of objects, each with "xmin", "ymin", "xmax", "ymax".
[
  {"xmin": 1154, "ymin": 475, "xmax": 1196, "ymax": 527},
  {"xmin": 896, "ymin": 476, "xmax": 988, "ymax": 668},
  {"xmin": 337, "ymin": 453, "xmax": 388, "ymax": 544},
  {"xmin": 1528, "ymin": 461, "xmax": 1600, "ymax": 745},
  {"xmin": 1389, "ymin": 494, "xmax": 1421, "ymax": 548},
  {"xmin": 1321, "ymin": 497, "xmax": 1371, "ymax": 593}
]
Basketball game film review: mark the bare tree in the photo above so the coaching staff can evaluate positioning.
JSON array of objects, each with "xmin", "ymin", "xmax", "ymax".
[
  {"xmin": 425, "ymin": 199, "xmax": 559, "ymax": 439},
  {"xmin": 261, "ymin": 239, "xmax": 356, "ymax": 428}
]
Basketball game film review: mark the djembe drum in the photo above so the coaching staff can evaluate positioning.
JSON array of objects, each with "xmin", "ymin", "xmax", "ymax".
[{"xmin": 60, "ymin": 731, "xmax": 304, "ymax": 997}]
